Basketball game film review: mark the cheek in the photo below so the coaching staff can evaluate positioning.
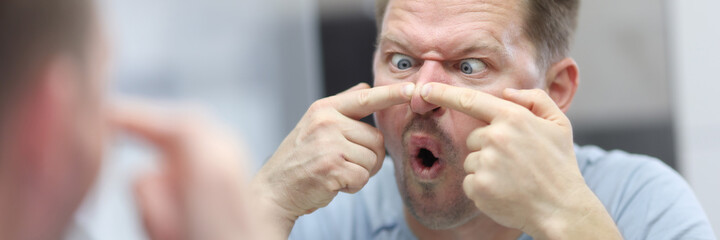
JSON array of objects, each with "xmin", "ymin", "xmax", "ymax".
[
  {"xmin": 441, "ymin": 110, "xmax": 487, "ymax": 156},
  {"xmin": 472, "ymin": 82, "xmax": 520, "ymax": 97},
  {"xmin": 374, "ymin": 73, "xmax": 394, "ymax": 87},
  {"xmin": 375, "ymin": 105, "xmax": 411, "ymax": 151},
  {"xmin": 465, "ymin": 61, "xmax": 541, "ymax": 93},
  {"xmin": 374, "ymin": 60, "xmax": 412, "ymax": 87}
]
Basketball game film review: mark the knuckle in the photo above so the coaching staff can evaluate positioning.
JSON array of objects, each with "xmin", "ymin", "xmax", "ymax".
[
  {"xmin": 308, "ymin": 113, "xmax": 338, "ymax": 131},
  {"xmin": 480, "ymin": 152, "xmax": 497, "ymax": 168},
  {"xmin": 529, "ymin": 88, "xmax": 545, "ymax": 98},
  {"xmin": 504, "ymin": 113, "xmax": 530, "ymax": 128},
  {"xmin": 355, "ymin": 170, "xmax": 371, "ymax": 186},
  {"xmin": 343, "ymin": 169, "xmax": 370, "ymax": 193},
  {"xmin": 309, "ymin": 99, "xmax": 329, "ymax": 111},
  {"xmin": 458, "ymin": 91, "xmax": 477, "ymax": 111},
  {"xmin": 366, "ymin": 150, "xmax": 380, "ymax": 165},
  {"xmin": 344, "ymin": 187, "xmax": 361, "ymax": 194},
  {"xmin": 463, "ymin": 175, "xmax": 476, "ymax": 196},
  {"xmin": 324, "ymin": 167, "xmax": 346, "ymax": 191},
  {"xmin": 472, "ymin": 174, "xmax": 493, "ymax": 194},
  {"xmin": 374, "ymin": 129, "xmax": 384, "ymax": 144},
  {"xmin": 356, "ymin": 89, "xmax": 372, "ymax": 107},
  {"xmin": 464, "ymin": 174, "xmax": 493, "ymax": 199},
  {"xmin": 499, "ymin": 107, "xmax": 522, "ymax": 118},
  {"xmin": 463, "ymin": 153, "xmax": 478, "ymax": 172},
  {"xmin": 484, "ymin": 127, "xmax": 506, "ymax": 145},
  {"xmin": 324, "ymin": 177, "xmax": 342, "ymax": 193},
  {"xmin": 308, "ymin": 99, "xmax": 326, "ymax": 112},
  {"xmin": 316, "ymin": 154, "xmax": 342, "ymax": 174},
  {"xmin": 372, "ymin": 130, "xmax": 385, "ymax": 152},
  {"xmin": 466, "ymin": 128, "xmax": 484, "ymax": 149}
]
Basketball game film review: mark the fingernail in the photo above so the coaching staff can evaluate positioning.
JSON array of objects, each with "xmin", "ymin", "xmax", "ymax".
[
  {"xmin": 421, "ymin": 84, "xmax": 432, "ymax": 98},
  {"xmin": 403, "ymin": 83, "xmax": 415, "ymax": 97}
]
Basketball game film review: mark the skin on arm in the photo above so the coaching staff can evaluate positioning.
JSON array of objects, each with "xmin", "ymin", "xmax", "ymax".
[
  {"xmin": 421, "ymin": 82, "xmax": 622, "ymax": 240},
  {"xmin": 251, "ymin": 82, "xmax": 414, "ymax": 239}
]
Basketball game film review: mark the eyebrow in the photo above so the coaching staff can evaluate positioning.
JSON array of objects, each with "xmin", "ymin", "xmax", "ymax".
[
  {"xmin": 378, "ymin": 33, "xmax": 412, "ymax": 53},
  {"xmin": 379, "ymin": 32, "xmax": 511, "ymax": 62}
]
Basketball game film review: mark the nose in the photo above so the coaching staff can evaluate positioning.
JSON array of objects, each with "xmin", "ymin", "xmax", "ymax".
[{"xmin": 410, "ymin": 60, "xmax": 446, "ymax": 116}]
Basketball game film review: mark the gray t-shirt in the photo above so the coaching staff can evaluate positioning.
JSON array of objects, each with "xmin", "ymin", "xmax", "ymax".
[{"xmin": 290, "ymin": 145, "xmax": 716, "ymax": 240}]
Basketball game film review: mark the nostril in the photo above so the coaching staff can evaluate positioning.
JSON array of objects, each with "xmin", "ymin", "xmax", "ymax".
[
  {"xmin": 429, "ymin": 106, "xmax": 445, "ymax": 117},
  {"xmin": 410, "ymin": 94, "xmax": 440, "ymax": 115}
]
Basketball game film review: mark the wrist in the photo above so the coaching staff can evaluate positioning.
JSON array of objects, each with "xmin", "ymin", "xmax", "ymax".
[
  {"xmin": 526, "ymin": 186, "xmax": 621, "ymax": 240},
  {"xmin": 250, "ymin": 176, "xmax": 299, "ymax": 239}
]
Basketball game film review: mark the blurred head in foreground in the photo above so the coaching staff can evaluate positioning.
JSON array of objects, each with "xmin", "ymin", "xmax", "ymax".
[{"xmin": 0, "ymin": 0, "xmax": 108, "ymax": 239}]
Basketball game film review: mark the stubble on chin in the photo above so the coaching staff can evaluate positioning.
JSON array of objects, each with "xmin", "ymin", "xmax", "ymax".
[{"xmin": 391, "ymin": 117, "xmax": 478, "ymax": 230}]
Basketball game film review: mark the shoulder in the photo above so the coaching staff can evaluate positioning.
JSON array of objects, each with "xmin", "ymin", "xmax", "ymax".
[
  {"xmin": 575, "ymin": 145, "xmax": 682, "ymax": 198},
  {"xmin": 575, "ymin": 145, "xmax": 716, "ymax": 240},
  {"xmin": 290, "ymin": 159, "xmax": 410, "ymax": 240}
]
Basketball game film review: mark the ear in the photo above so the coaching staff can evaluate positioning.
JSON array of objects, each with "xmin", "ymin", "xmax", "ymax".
[
  {"xmin": 17, "ymin": 56, "xmax": 78, "ymax": 162},
  {"xmin": 545, "ymin": 57, "xmax": 579, "ymax": 113}
]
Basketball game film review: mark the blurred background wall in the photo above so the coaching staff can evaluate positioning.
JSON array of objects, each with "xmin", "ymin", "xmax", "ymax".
[
  {"xmin": 668, "ymin": 0, "xmax": 720, "ymax": 235},
  {"xmin": 73, "ymin": 0, "xmax": 717, "ymax": 238},
  {"xmin": 103, "ymin": 0, "xmax": 321, "ymax": 166}
]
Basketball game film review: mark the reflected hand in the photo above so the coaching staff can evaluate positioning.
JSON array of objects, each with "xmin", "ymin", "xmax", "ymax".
[{"xmin": 111, "ymin": 102, "xmax": 256, "ymax": 240}]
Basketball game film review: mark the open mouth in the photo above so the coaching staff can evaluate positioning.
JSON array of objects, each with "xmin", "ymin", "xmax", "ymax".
[
  {"xmin": 418, "ymin": 148, "xmax": 439, "ymax": 168},
  {"xmin": 409, "ymin": 135, "xmax": 445, "ymax": 180}
]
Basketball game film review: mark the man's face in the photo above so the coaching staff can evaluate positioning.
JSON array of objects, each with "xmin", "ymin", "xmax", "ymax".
[{"xmin": 373, "ymin": 0, "xmax": 543, "ymax": 229}]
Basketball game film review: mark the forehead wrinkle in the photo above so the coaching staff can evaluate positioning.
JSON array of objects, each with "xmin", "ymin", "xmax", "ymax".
[
  {"xmin": 384, "ymin": 0, "xmax": 522, "ymax": 62},
  {"xmin": 438, "ymin": 25, "xmax": 510, "ymax": 60},
  {"xmin": 384, "ymin": 15, "xmax": 504, "ymax": 59},
  {"xmin": 396, "ymin": 0, "xmax": 515, "ymax": 25},
  {"xmin": 379, "ymin": 31, "xmax": 414, "ymax": 54},
  {"xmin": 384, "ymin": 3, "xmax": 436, "ymax": 53}
]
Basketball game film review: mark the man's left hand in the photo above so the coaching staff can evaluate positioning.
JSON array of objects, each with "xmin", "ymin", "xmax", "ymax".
[{"xmin": 421, "ymin": 83, "xmax": 622, "ymax": 240}]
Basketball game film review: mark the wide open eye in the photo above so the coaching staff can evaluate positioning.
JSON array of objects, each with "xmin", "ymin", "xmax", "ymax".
[
  {"xmin": 391, "ymin": 53, "xmax": 415, "ymax": 70},
  {"xmin": 458, "ymin": 59, "xmax": 487, "ymax": 75}
]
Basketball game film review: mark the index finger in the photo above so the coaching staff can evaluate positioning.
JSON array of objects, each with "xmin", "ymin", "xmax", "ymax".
[
  {"xmin": 109, "ymin": 100, "xmax": 180, "ymax": 147},
  {"xmin": 333, "ymin": 82, "xmax": 414, "ymax": 119},
  {"xmin": 420, "ymin": 83, "xmax": 518, "ymax": 123}
]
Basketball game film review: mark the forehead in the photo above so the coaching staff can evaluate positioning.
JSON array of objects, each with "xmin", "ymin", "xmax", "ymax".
[{"xmin": 381, "ymin": 0, "xmax": 529, "ymax": 58}]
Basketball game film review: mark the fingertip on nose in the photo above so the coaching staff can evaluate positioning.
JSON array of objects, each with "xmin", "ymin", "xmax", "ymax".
[
  {"xmin": 402, "ymin": 83, "xmax": 415, "ymax": 98},
  {"xmin": 410, "ymin": 87, "xmax": 441, "ymax": 115},
  {"xmin": 420, "ymin": 83, "xmax": 432, "ymax": 99}
]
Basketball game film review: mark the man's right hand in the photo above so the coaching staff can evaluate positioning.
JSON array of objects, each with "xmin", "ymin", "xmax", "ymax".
[{"xmin": 252, "ymin": 82, "xmax": 414, "ymax": 238}]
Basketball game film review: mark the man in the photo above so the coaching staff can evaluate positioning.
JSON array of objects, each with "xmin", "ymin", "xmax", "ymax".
[
  {"xmin": 0, "ymin": 0, "xmax": 255, "ymax": 239},
  {"xmin": 252, "ymin": 0, "xmax": 716, "ymax": 239}
]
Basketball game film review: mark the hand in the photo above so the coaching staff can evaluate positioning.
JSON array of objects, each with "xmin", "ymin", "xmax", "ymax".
[
  {"xmin": 111, "ymin": 101, "xmax": 257, "ymax": 240},
  {"xmin": 252, "ymin": 82, "xmax": 414, "ymax": 237},
  {"xmin": 421, "ymin": 83, "xmax": 621, "ymax": 239}
]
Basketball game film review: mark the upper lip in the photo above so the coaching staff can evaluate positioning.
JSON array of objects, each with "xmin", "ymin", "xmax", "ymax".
[{"xmin": 408, "ymin": 133, "xmax": 443, "ymax": 160}]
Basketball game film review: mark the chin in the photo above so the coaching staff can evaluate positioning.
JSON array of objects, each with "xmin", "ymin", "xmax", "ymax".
[
  {"xmin": 410, "ymin": 200, "xmax": 480, "ymax": 230},
  {"xmin": 393, "ymin": 154, "xmax": 480, "ymax": 230}
]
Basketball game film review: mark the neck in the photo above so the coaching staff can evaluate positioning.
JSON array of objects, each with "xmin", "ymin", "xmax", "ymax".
[
  {"xmin": 0, "ymin": 144, "xmax": 75, "ymax": 240},
  {"xmin": 405, "ymin": 208, "xmax": 523, "ymax": 240}
]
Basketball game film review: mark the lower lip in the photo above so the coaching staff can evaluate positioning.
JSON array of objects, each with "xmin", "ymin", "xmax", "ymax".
[{"xmin": 410, "ymin": 156, "xmax": 444, "ymax": 180}]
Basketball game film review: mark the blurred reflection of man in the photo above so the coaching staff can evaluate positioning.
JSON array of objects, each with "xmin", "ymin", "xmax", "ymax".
[
  {"xmin": 0, "ymin": 0, "xmax": 255, "ymax": 239},
  {"xmin": 252, "ymin": 0, "xmax": 716, "ymax": 239}
]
